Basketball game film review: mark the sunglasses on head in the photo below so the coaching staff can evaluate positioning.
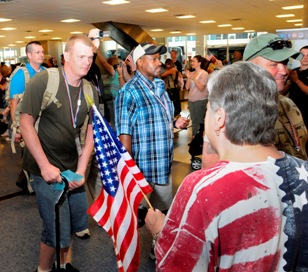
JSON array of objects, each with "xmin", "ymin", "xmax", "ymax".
[{"xmin": 246, "ymin": 39, "xmax": 292, "ymax": 60}]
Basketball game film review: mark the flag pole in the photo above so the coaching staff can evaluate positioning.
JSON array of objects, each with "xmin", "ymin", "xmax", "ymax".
[
  {"xmin": 86, "ymin": 95, "xmax": 154, "ymax": 210},
  {"xmin": 140, "ymin": 190, "xmax": 153, "ymax": 209}
]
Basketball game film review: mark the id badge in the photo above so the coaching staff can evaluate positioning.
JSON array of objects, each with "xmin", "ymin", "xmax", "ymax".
[{"xmin": 75, "ymin": 135, "xmax": 82, "ymax": 156}]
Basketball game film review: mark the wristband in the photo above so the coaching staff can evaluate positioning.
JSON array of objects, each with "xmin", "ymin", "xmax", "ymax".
[{"xmin": 152, "ymin": 231, "xmax": 161, "ymax": 247}]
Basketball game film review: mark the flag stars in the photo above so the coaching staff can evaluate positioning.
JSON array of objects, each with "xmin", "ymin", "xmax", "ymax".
[
  {"xmin": 109, "ymin": 186, "xmax": 116, "ymax": 192},
  {"xmin": 107, "ymin": 178, "xmax": 113, "ymax": 184},
  {"xmin": 296, "ymin": 165, "xmax": 308, "ymax": 183}
]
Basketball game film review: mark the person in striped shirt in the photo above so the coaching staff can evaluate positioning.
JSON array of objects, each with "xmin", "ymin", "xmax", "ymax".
[{"xmin": 145, "ymin": 61, "xmax": 308, "ymax": 271}]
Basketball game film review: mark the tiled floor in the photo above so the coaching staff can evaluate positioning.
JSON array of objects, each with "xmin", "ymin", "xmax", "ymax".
[{"xmin": 0, "ymin": 100, "xmax": 195, "ymax": 272}]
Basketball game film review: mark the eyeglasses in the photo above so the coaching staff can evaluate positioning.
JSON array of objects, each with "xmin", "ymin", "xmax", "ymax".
[{"xmin": 246, "ymin": 39, "xmax": 292, "ymax": 60}]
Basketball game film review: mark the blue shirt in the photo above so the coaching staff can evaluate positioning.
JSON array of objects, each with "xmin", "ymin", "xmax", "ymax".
[
  {"xmin": 115, "ymin": 70, "xmax": 174, "ymax": 184},
  {"xmin": 10, "ymin": 63, "xmax": 45, "ymax": 98}
]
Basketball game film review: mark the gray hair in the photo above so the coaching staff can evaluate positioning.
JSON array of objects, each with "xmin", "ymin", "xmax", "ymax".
[{"xmin": 207, "ymin": 61, "xmax": 278, "ymax": 145}]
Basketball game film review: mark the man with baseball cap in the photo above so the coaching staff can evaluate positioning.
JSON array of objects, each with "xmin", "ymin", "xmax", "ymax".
[
  {"xmin": 115, "ymin": 42, "xmax": 189, "ymax": 242},
  {"xmin": 202, "ymin": 33, "xmax": 307, "ymax": 169},
  {"xmin": 244, "ymin": 33, "xmax": 307, "ymax": 160}
]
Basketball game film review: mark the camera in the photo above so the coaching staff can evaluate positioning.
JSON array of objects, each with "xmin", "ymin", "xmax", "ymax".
[
  {"xmin": 89, "ymin": 30, "xmax": 110, "ymax": 40},
  {"xmin": 98, "ymin": 30, "xmax": 104, "ymax": 38}
]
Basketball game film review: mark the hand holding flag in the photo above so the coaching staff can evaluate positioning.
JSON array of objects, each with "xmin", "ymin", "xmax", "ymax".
[{"xmin": 86, "ymin": 97, "xmax": 152, "ymax": 272}]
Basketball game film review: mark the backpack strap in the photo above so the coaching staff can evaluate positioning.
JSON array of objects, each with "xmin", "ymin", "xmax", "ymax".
[
  {"xmin": 23, "ymin": 68, "xmax": 30, "ymax": 89},
  {"xmin": 80, "ymin": 79, "xmax": 94, "ymax": 147},
  {"xmin": 11, "ymin": 67, "xmax": 31, "ymax": 153},
  {"xmin": 34, "ymin": 68, "xmax": 61, "ymax": 131}
]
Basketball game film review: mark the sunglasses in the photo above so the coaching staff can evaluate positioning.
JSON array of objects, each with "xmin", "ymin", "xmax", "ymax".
[{"xmin": 246, "ymin": 39, "xmax": 292, "ymax": 60}]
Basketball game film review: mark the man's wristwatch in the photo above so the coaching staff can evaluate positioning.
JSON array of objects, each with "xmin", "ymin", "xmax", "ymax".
[{"xmin": 152, "ymin": 231, "xmax": 161, "ymax": 247}]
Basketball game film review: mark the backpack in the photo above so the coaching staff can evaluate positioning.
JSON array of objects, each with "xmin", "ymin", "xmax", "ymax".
[
  {"xmin": 11, "ymin": 67, "xmax": 94, "ymax": 153},
  {"xmin": 5, "ymin": 66, "xmax": 30, "ymax": 103}
]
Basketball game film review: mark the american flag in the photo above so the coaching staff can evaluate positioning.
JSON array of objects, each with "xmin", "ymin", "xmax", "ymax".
[
  {"xmin": 88, "ymin": 105, "xmax": 152, "ymax": 272},
  {"xmin": 205, "ymin": 49, "xmax": 214, "ymax": 61}
]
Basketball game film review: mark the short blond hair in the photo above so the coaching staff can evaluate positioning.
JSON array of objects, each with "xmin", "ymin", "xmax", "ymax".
[{"xmin": 64, "ymin": 34, "xmax": 92, "ymax": 53}]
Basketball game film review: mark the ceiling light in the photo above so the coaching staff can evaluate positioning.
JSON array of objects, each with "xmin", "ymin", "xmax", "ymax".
[
  {"xmin": 294, "ymin": 23, "xmax": 303, "ymax": 26},
  {"xmin": 286, "ymin": 19, "xmax": 303, "ymax": 22},
  {"xmin": 8, "ymin": 44, "xmax": 15, "ymax": 47},
  {"xmin": 282, "ymin": 5, "xmax": 304, "ymax": 10},
  {"xmin": 1, "ymin": 27, "xmax": 16, "ymax": 31},
  {"xmin": 170, "ymin": 31, "xmax": 181, "ymax": 34},
  {"xmin": 276, "ymin": 14, "xmax": 295, "ymax": 18},
  {"xmin": 232, "ymin": 27, "xmax": 245, "ymax": 30},
  {"xmin": 70, "ymin": 31, "xmax": 83, "ymax": 34},
  {"xmin": 244, "ymin": 30, "xmax": 255, "ymax": 33},
  {"xmin": 151, "ymin": 29, "xmax": 164, "ymax": 32},
  {"xmin": 61, "ymin": 19, "xmax": 80, "ymax": 23},
  {"xmin": 15, "ymin": 41, "xmax": 25, "ymax": 43},
  {"xmin": 25, "ymin": 36, "xmax": 36, "ymax": 39},
  {"xmin": 0, "ymin": 18, "xmax": 12, "ymax": 22},
  {"xmin": 0, "ymin": 35, "xmax": 5, "ymax": 38},
  {"xmin": 39, "ymin": 29, "xmax": 54, "ymax": 33},
  {"xmin": 52, "ymin": 37, "xmax": 62, "ymax": 40},
  {"xmin": 175, "ymin": 15, "xmax": 196, "ymax": 19},
  {"xmin": 146, "ymin": 8, "xmax": 168, "ymax": 13},
  {"xmin": 186, "ymin": 33, "xmax": 196, "ymax": 35},
  {"xmin": 102, "ymin": 0, "xmax": 130, "ymax": 5},
  {"xmin": 217, "ymin": 24, "xmax": 232, "ymax": 27},
  {"xmin": 199, "ymin": 20, "xmax": 216, "ymax": 24}
]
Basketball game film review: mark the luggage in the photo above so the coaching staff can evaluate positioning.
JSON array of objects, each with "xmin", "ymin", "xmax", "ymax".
[{"xmin": 188, "ymin": 123, "xmax": 204, "ymax": 170}]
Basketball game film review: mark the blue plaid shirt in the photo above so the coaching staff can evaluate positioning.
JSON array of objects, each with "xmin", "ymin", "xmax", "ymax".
[{"xmin": 115, "ymin": 70, "xmax": 174, "ymax": 185}]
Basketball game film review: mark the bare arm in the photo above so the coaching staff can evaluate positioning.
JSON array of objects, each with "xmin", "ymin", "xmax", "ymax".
[
  {"xmin": 145, "ymin": 208, "xmax": 166, "ymax": 237},
  {"xmin": 289, "ymin": 70, "xmax": 308, "ymax": 94},
  {"xmin": 161, "ymin": 67, "xmax": 176, "ymax": 78},
  {"xmin": 20, "ymin": 113, "xmax": 62, "ymax": 183},
  {"xmin": 119, "ymin": 134, "xmax": 132, "ymax": 156},
  {"xmin": 96, "ymin": 50, "xmax": 115, "ymax": 76},
  {"xmin": 185, "ymin": 70, "xmax": 191, "ymax": 90}
]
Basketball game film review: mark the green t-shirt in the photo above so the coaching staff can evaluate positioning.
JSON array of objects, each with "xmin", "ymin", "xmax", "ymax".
[{"xmin": 21, "ymin": 68, "xmax": 98, "ymax": 176}]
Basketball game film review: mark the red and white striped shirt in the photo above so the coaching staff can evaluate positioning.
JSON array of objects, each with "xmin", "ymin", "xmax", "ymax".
[{"xmin": 156, "ymin": 155, "xmax": 308, "ymax": 271}]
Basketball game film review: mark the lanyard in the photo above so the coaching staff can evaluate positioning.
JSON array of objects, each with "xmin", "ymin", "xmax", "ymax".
[
  {"xmin": 140, "ymin": 76, "xmax": 170, "ymax": 115},
  {"xmin": 62, "ymin": 68, "xmax": 82, "ymax": 129}
]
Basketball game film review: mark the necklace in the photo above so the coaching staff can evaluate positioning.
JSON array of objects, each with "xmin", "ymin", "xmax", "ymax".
[{"xmin": 278, "ymin": 101, "xmax": 300, "ymax": 152}]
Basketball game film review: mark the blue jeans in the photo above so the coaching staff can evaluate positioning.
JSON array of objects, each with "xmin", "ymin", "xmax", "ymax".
[{"xmin": 31, "ymin": 174, "xmax": 89, "ymax": 248}]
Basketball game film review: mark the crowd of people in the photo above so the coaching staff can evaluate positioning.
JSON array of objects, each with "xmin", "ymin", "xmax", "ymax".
[{"xmin": 1, "ymin": 29, "xmax": 308, "ymax": 272}]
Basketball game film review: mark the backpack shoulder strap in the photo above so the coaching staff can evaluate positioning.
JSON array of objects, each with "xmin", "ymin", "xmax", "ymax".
[
  {"xmin": 80, "ymin": 79, "xmax": 94, "ymax": 147},
  {"xmin": 82, "ymin": 78, "xmax": 94, "ymax": 110},
  {"xmin": 34, "ymin": 68, "xmax": 61, "ymax": 131},
  {"xmin": 10, "ymin": 66, "xmax": 31, "ymax": 153},
  {"xmin": 40, "ymin": 68, "xmax": 61, "ymax": 111},
  {"xmin": 23, "ymin": 67, "xmax": 30, "ymax": 87}
]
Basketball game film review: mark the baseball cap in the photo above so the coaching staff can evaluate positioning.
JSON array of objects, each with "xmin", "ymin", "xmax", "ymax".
[
  {"xmin": 243, "ymin": 33, "xmax": 302, "ymax": 62},
  {"xmin": 132, "ymin": 43, "xmax": 167, "ymax": 64}
]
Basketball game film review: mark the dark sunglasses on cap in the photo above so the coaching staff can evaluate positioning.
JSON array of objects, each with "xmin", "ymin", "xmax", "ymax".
[{"xmin": 246, "ymin": 39, "xmax": 292, "ymax": 60}]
